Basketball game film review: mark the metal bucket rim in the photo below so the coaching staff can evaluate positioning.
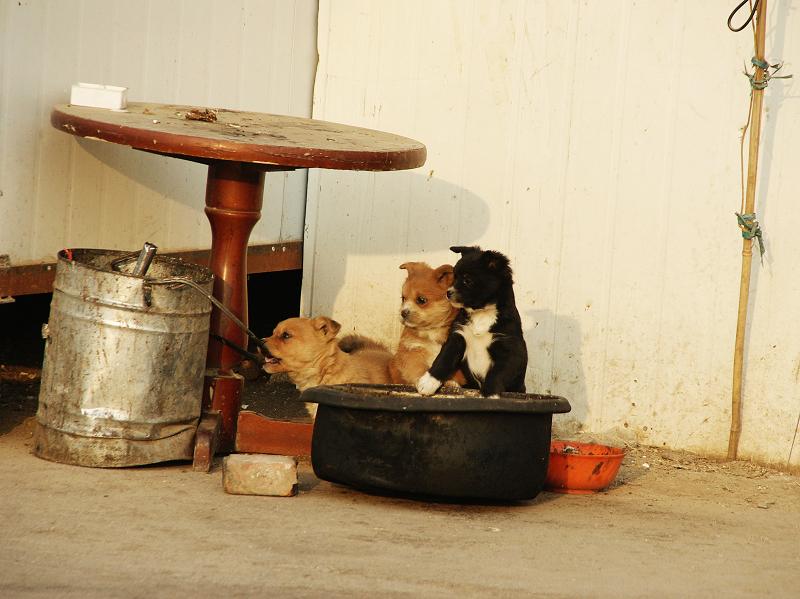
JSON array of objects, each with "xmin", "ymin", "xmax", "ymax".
[{"xmin": 58, "ymin": 248, "xmax": 213, "ymax": 285}]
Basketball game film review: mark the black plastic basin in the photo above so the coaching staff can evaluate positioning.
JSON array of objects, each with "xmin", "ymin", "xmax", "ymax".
[{"xmin": 300, "ymin": 384, "xmax": 571, "ymax": 501}]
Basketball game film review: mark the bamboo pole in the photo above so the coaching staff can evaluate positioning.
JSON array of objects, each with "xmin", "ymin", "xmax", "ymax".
[{"xmin": 729, "ymin": 0, "xmax": 768, "ymax": 460}]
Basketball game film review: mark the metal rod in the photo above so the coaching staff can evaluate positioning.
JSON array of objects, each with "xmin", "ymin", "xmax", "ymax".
[
  {"xmin": 131, "ymin": 242, "xmax": 158, "ymax": 277},
  {"xmin": 148, "ymin": 276, "xmax": 269, "ymax": 356},
  {"xmin": 210, "ymin": 334, "xmax": 265, "ymax": 365}
]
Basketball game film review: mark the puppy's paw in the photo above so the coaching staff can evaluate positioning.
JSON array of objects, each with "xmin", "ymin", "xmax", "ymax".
[
  {"xmin": 304, "ymin": 402, "xmax": 318, "ymax": 419},
  {"xmin": 486, "ymin": 394, "xmax": 500, "ymax": 399},
  {"xmin": 416, "ymin": 372, "xmax": 442, "ymax": 396}
]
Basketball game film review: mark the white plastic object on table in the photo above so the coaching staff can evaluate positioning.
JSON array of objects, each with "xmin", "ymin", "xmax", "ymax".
[{"xmin": 70, "ymin": 83, "xmax": 128, "ymax": 110}]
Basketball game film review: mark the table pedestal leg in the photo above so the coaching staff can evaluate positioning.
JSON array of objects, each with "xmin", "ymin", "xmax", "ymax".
[
  {"xmin": 202, "ymin": 161, "xmax": 264, "ymax": 454},
  {"xmin": 192, "ymin": 411, "xmax": 221, "ymax": 472}
]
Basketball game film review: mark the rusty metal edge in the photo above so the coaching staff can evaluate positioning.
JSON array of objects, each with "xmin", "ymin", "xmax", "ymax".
[{"xmin": 0, "ymin": 241, "xmax": 302, "ymax": 297}]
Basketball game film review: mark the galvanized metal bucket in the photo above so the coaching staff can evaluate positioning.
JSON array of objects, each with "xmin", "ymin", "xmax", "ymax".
[{"xmin": 34, "ymin": 249, "xmax": 213, "ymax": 467}]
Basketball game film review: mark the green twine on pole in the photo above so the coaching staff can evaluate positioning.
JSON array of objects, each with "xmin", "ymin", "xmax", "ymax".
[
  {"xmin": 736, "ymin": 212, "xmax": 765, "ymax": 261},
  {"xmin": 746, "ymin": 56, "xmax": 792, "ymax": 90}
]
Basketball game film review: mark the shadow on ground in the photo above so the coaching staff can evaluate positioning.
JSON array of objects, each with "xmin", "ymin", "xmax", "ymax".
[{"xmin": 0, "ymin": 367, "xmax": 40, "ymax": 435}]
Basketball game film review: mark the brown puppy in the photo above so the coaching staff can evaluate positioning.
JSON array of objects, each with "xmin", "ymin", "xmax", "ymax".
[
  {"xmin": 263, "ymin": 316, "xmax": 393, "ymax": 394},
  {"xmin": 389, "ymin": 262, "xmax": 464, "ymax": 385}
]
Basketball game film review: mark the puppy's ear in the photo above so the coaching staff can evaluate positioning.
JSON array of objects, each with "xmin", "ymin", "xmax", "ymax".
[
  {"xmin": 450, "ymin": 245, "xmax": 480, "ymax": 255},
  {"xmin": 312, "ymin": 316, "xmax": 341, "ymax": 338},
  {"xmin": 485, "ymin": 251, "xmax": 512, "ymax": 277},
  {"xmin": 434, "ymin": 264, "xmax": 454, "ymax": 288},
  {"xmin": 399, "ymin": 261, "xmax": 425, "ymax": 274}
]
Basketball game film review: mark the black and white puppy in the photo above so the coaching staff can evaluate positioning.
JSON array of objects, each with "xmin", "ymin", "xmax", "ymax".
[{"xmin": 416, "ymin": 246, "xmax": 527, "ymax": 397}]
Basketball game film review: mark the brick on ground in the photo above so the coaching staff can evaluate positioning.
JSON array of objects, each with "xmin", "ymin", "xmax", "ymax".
[{"xmin": 223, "ymin": 453, "xmax": 298, "ymax": 496}]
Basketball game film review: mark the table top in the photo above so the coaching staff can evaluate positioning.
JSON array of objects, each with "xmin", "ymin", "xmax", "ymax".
[{"xmin": 51, "ymin": 102, "xmax": 426, "ymax": 171}]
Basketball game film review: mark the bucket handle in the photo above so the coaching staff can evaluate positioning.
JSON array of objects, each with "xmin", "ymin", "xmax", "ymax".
[{"xmin": 147, "ymin": 277, "xmax": 268, "ymax": 362}]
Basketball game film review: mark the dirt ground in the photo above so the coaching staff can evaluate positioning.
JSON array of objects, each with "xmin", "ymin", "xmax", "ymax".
[{"xmin": 1, "ymin": 367, "xmax": 799, "ymax": 598}]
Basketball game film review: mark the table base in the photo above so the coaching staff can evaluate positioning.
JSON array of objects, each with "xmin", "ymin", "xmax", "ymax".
[{"xmin": 236, "ymin": 411, "xmax": 313, "ymax": 457}]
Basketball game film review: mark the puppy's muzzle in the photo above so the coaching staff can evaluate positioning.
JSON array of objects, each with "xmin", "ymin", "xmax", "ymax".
[
  {"xmin": 401, "ymin": 308, "xmax": 411, "ymax": 320},
  {"xmin": 446, "ymin": 287, "xmax": 463, "ymax": 308},
  {"xmin": 260, "ymin": 342, "xmax": 281, "ymax": 366}
]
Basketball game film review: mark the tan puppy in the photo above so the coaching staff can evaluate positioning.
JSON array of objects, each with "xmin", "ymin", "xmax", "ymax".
[
  {"xmin": 389, "ymin": 262, "xmax": 464, "ymax": 385},
  {"xmin": 262, "ymin": 316, "xmax": 393, "ymax": 393}
]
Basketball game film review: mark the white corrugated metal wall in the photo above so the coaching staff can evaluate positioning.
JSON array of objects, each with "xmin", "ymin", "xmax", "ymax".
[
  {"xmin": 2, "ymin": 0, "xmax": 798, "ymax": 467},
  {"xmin": 305, "ymin": 0, "xmax": 800, "ymax": 467},
  {"xmin": 0, "ymin": 0, "xmax": 317, "ymax": 264}
]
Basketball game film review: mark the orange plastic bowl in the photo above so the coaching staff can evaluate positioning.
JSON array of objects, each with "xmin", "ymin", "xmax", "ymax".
[{"xmin": 544, "ymin": 441, "xmax": 625, "ymax": 494}]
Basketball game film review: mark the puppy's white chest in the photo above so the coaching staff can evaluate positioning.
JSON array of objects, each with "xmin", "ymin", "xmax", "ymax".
[{"xmin": 458, "ymin": 305, "xmax": 497, "ymax": 381}]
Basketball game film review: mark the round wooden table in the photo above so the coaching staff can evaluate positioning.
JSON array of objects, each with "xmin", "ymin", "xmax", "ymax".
[{"xmin": 52, "ymin": 102, "xmax": 426, "ymax": 458}]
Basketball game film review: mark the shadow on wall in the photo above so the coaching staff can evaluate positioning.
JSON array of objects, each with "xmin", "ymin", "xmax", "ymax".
[
  {"xmin": 304, "ymin": 170, "xmax": 492, "ymax": 318},
  {"xmin": 745, "ymin": 1, "xmax": 796, "ymax": 368},
  {"xmin": 752, "ymin": 0, "xmax": 796, "ymax": 262},
  {"xmin": 524, "ymin": 309, "xmax": 590, "ymax": 435},
  {"xmin": 79, "ymin": 138, "xmax": 207, "ymax": 210}
]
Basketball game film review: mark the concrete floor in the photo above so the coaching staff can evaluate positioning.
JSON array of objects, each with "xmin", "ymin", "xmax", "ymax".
[{"xmin": 2, "ymin": 406, "xmax": 800, "ymax": 598}]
